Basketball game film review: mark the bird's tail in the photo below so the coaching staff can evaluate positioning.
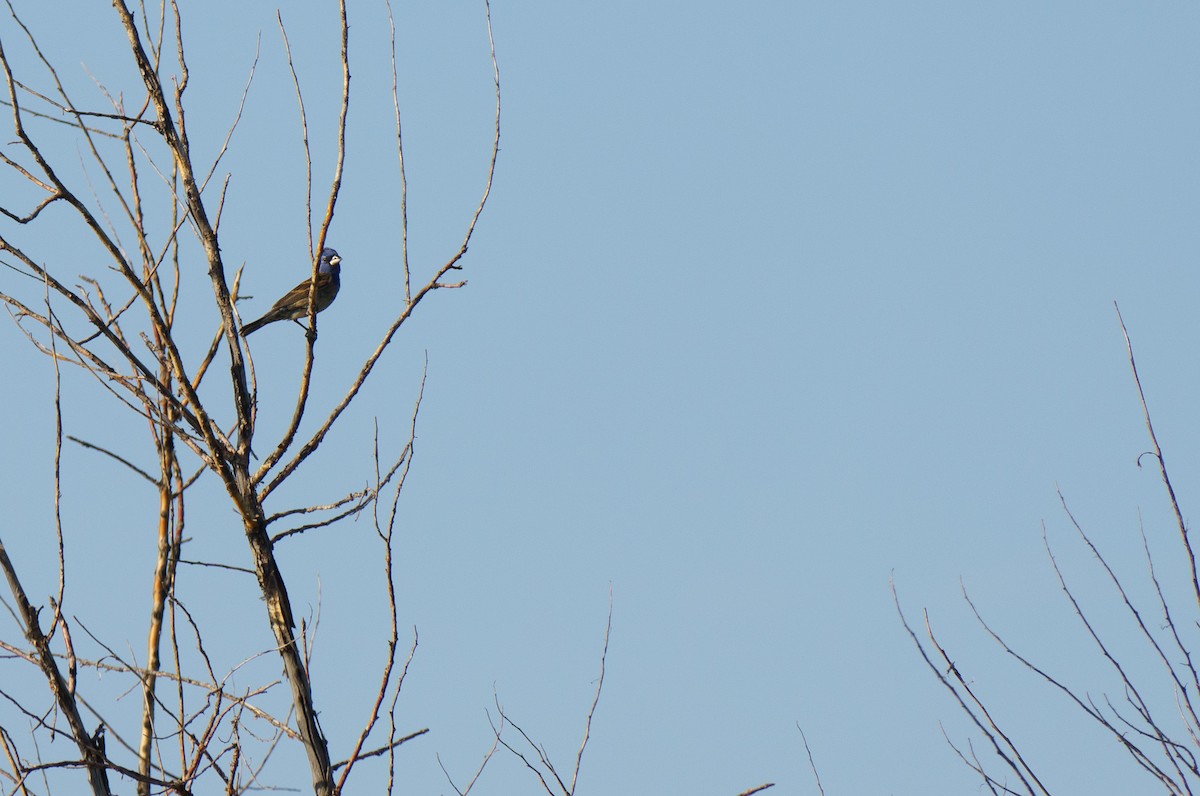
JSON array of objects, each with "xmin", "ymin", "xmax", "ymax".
[{"xmin": 241, "ymin": 316, "xmax": 268, "ymax": 336}]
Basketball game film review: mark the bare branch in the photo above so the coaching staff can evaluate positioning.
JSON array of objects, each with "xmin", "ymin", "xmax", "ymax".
[
  {"xmin": 571, "ymin": 591, "xmax": 610, "ymax": 793},
  {"xmin": 892, "ymin": 577, "xmax": 1050, "ymax": 796},
  {"xmin": 66, "ymin": 435, "xmax": 159, "ymax": 485},
  {"xmin": 796, "ymin": 723, "xmax": 825, "ymax": 796},
  {"xmin": 735, "ymin": 785, "xmax": 775, "ymax": 796},
  {"xmin": 0, "ymin": 538, "xmax": 110, "ymax": 795},
  {"xmin": 384, "ymin": 0, "xmax": 411, "ymax": 301},
  {"xmin": 1116, "ymin": 303, "xmax": 1199, "ymax": 613}
]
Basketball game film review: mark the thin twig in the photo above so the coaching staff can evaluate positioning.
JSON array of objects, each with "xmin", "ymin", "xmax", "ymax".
[
  {"xmin": 1115, "ymin": 302, "xmax": 1199, "ymax": 610},
  {"xmin": 735, "ymin": 785, "xmax": 775, "ymax": 796},
  {"xmin": 796, "ymin": 723, "xmax": 825, "ymax": 796}
]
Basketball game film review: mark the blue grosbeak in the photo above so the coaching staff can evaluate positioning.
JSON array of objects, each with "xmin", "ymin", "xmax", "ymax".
[{"xmin": 241, "ymin": 248, "xmax": 343, "ymax": 336}]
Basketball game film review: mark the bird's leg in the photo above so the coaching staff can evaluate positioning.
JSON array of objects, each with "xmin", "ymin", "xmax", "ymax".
[{"xmin": 287, "ymin": 317, "xmax": 318, "ymax": 341}]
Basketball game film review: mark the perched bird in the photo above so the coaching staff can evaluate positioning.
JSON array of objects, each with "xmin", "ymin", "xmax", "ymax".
[{"xmin": 241, "ymin": 247, "xmax": 343, "ymax": 336}]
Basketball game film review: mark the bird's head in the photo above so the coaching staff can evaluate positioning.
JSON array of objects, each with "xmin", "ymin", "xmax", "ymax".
[{"xmin": 319, "ymin": 248, "xmax": 342, "ymax": 272}]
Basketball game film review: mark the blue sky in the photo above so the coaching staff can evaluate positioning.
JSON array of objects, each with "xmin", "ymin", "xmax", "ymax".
[{"xmin": 4, "ymin": 2, "xmax": 1200, "ymax": 794}]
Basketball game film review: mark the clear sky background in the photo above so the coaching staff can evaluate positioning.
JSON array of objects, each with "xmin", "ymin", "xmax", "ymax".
[{"xmin": 4, "ymin": 2, "xmax": 1200, "ymax": 794}]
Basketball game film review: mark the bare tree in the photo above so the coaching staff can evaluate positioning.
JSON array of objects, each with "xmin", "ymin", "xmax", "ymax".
[
  {"xmin": 0, "ymin": 1, "xmax": 498, "ymax": 793},
  {"xmin": 897, "ymin": 304, "xmax": 1200, "ymax": 795}
]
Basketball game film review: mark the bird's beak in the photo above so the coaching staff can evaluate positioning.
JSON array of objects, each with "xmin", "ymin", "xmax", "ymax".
[{"xmin": 330, "ymin": 255, "xmax": 342, "ymax": 266}]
